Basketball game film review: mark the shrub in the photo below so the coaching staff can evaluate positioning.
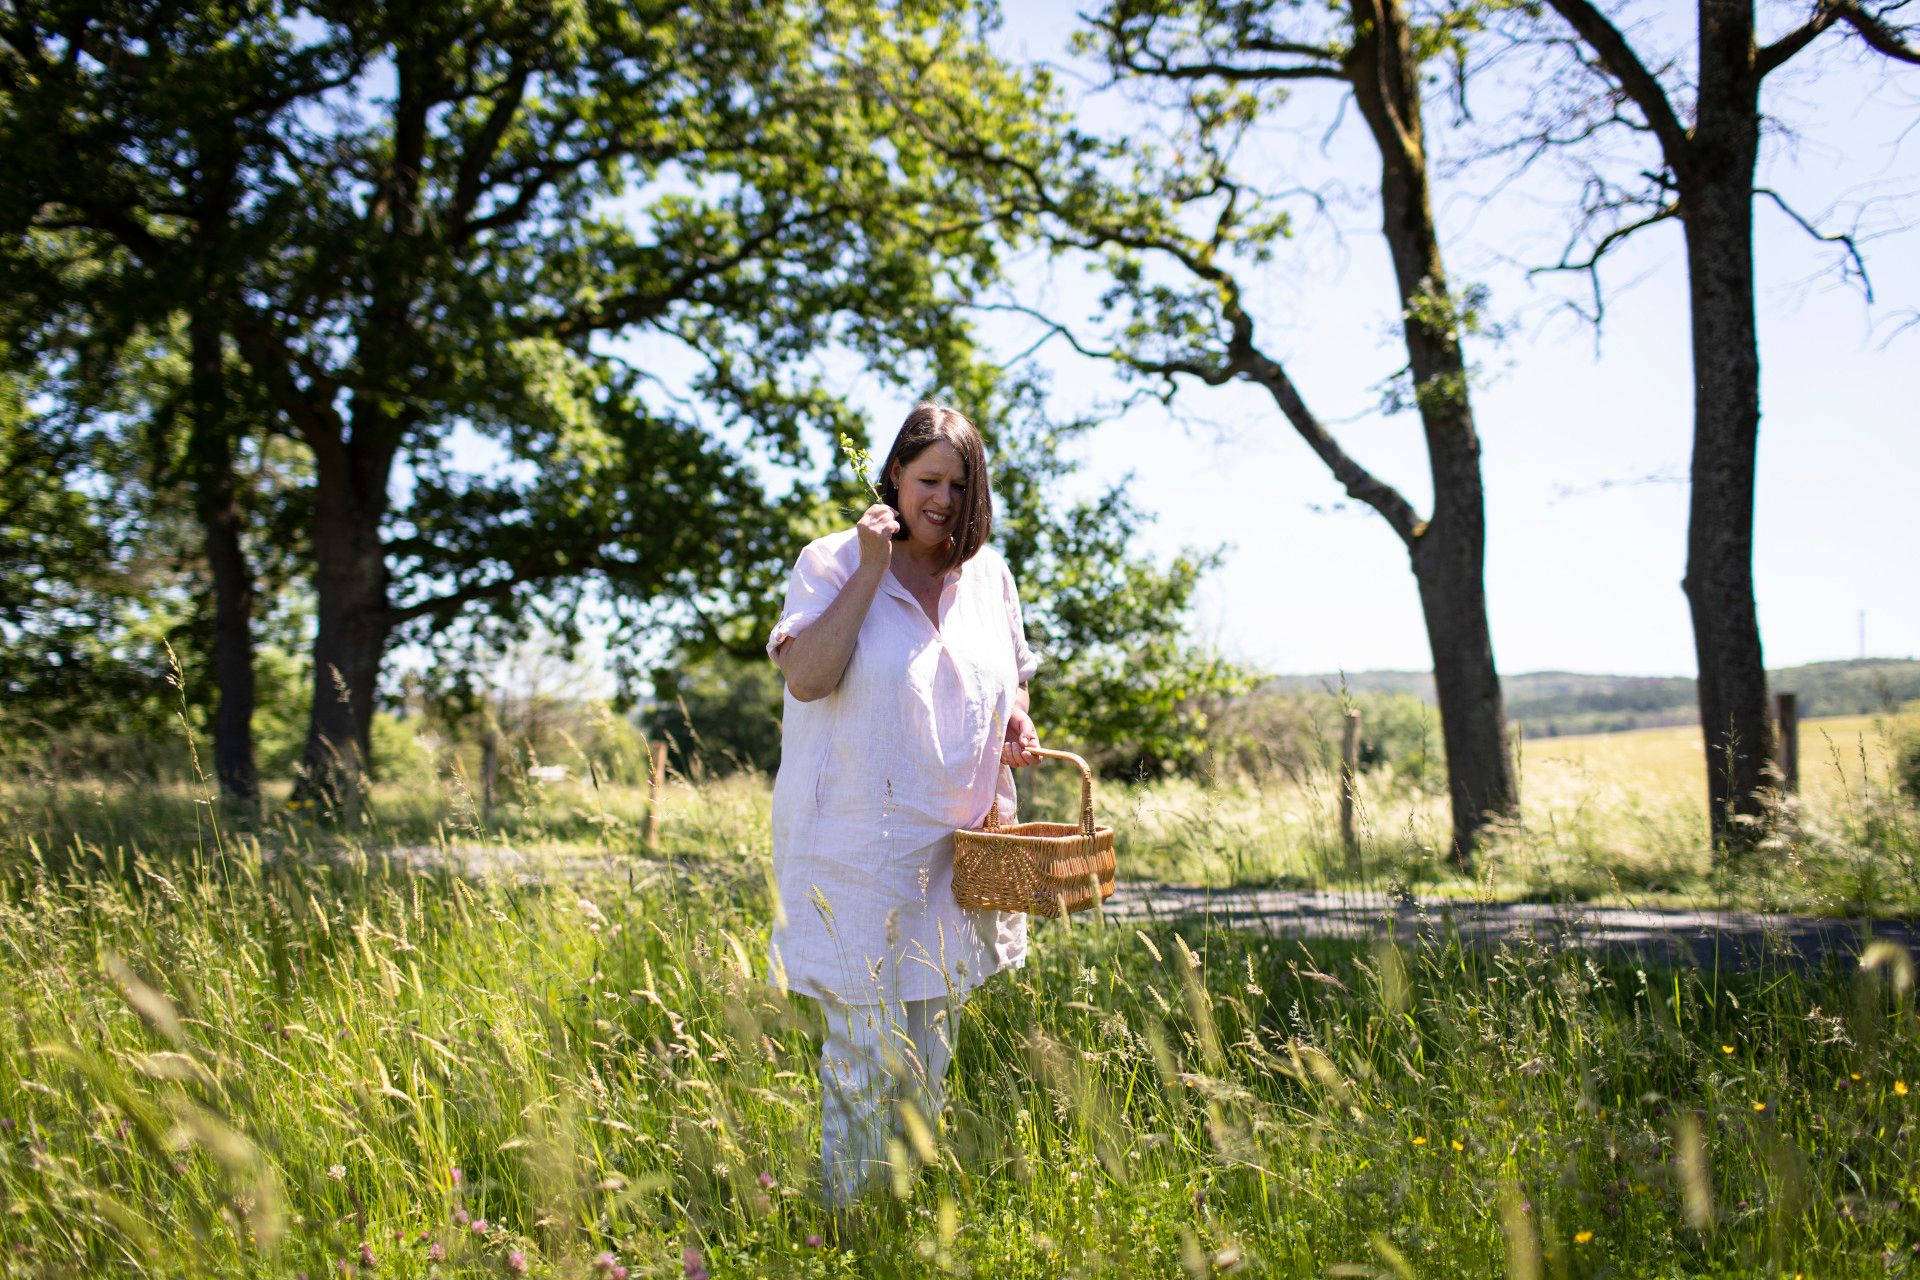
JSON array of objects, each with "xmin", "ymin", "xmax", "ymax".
[
  {"xmin": 1211, "ymin": 684, "xmax": 1443, "ymax": 793},
  {"xmin": 1893, "ymin": 702, "xmax": 1920, "ymax": 804}
]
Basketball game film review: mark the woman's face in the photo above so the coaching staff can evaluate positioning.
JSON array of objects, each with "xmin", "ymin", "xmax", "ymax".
[{"xmin": 890, "ymin": 441, "xmax": 968, "ymax": 552}]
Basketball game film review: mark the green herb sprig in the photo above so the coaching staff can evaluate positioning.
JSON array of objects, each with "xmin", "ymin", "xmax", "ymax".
[{"xmin": 838, "ymin": 433, "xmax": 882, "ymax": 504}]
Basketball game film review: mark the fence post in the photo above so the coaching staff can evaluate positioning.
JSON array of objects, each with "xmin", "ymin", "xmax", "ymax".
[
  {"xmin": 1775, "ymin": 692, "xmax": 1799, "ymax": 794},
  {"xmin": 645, "ymin": 739, "xmax": 666, "ymax": 851},
  {"xmin": 480, "ymin": 730, "xmax": 499, "ymax": 824},
  {"xmin": 1340, "ymin": 709, "xmax": 1361, "ymax": 854}
]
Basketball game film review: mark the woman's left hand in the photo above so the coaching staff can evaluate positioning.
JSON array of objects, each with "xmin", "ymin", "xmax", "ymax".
[{"xmin": 1001, "ymin": 707, "xmax": 1041, "ymax": 767}]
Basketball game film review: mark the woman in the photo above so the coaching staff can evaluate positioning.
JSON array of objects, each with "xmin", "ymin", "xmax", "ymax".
[{"xmin": 766, "ymin": 402, "xmax": 1041, "ymax": 1206}]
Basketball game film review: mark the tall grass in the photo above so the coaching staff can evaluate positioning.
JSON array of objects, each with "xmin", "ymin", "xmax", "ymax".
[
  {"xmin": 3, "ymin": 773, "xmax": 1917, "ymax": 1277},
  {"xmin": 1010, "ymin": 711, "xmax": 1920, "ymax": 913}
]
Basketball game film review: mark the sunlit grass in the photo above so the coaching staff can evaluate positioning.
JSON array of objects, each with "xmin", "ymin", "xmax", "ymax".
[
  {"xmin": 7, "ymin": 709, "xmax": 1915, "ymax": 917},
  {"xmin": 3, "ymin": 756, "xmax": 1918, "ymax": 1277}
]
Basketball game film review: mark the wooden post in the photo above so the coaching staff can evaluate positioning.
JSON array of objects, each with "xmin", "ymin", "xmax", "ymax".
[
  {"xmin": 645, "ymin": 739, "xmax": 666, "ymax": 851},
  {"xmin": 480, "ymin": 730, "xmax": 499, "ymax": 824},
  {"xmin": 1775, "ymin": 692, "xmax": 1799, "ymax": 793},
  {"xmin": 1340, "ymin": 709, "xmax": 1361, "ymax": 854}
]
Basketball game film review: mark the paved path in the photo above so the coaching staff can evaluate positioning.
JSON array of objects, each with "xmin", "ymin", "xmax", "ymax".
[
  {"xmin": 1102, "ymin": 882, "xmax": 1920, "ymax": 970},
  {"xmin": 381, "ymin": 843, "xmax": 1917, "ymax": 971}
]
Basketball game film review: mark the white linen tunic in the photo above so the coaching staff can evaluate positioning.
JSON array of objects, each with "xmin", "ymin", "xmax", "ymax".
[{"xmin": 766, "ymin": 530, "xmax": 1040, "ymax": 1005}]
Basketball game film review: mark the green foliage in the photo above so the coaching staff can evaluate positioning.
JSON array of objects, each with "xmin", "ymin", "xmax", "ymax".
[
  {"xmin": 656, "ymin": 364, "xmax": 1254, "ymax": 780},
  {"xmin": 2, "ymin": 0, "xmax": 1069, "ymax": 780},
  {"xmin": 1212, "ymin": 685, "xmax": 1444, "ymax": 790},
  {"xmin": 644, "ymin": 650, "xmax": 787, "ymax": 778},
  {"xmin": 977, "ymin": 371, "xmax": 1258, "ymax": 776},
  {"xmin": 1894, "ymin": 704, "xmax": 1920, "ymax": 805}
]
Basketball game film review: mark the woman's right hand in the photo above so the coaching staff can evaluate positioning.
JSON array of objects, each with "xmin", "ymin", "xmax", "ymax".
[{"xmin": 855, "ymin": 503, "xmax": 899, "ymax": 575}]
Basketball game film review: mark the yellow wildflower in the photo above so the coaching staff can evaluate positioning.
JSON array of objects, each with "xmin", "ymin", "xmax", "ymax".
[
  {"xmin": 1450, "ymin": 1140, "xmax": 1465, "ymax": 1152},
  {"xmin": 1411, "ymin": 1136, "xmax": 1427, "ymax": 1146},
  {"xmin": 1574, "ymin": 1230, "xmax": 1594, "ymax": 1245},
  {"xmin": 1896, "ymin": 1080, "xmax": 1910, "ymax": 1097},
  {"xmin": 1720, "ymin": 1045, "xmax": 1734, "ymax": 1055},
  {"xmin": 1752, "ymin": 1102, "xmax": 1767, "ymax": 1112}
]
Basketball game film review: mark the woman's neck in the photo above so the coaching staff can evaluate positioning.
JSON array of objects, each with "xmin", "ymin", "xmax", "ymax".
[{"xmin": 896, "ymin": 540, "xmax": 951, "ymax": 577}]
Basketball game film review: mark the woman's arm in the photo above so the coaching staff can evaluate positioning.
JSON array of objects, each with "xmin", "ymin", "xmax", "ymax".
[{"xmin": 774, "ymin": 503, "xmax": 897, "ymax": 702}]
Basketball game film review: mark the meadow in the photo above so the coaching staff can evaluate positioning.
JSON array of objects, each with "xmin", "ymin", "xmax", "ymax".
[{"xmin": 2, "ymin": 717, "xmax": 1917, "ymax": 1277}]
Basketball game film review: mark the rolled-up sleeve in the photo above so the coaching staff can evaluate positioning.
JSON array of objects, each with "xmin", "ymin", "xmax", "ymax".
[
  {"xmin": 767, "ymin": 539, "xmax": 851, "ymax": 662},
  {"xmin": 1003, "ymin": 561, "xmax": 1040, "ymax": 683}
]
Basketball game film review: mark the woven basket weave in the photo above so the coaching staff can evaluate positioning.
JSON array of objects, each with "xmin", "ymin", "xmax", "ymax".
[{"xmin": 952, "ymin": 747, "xmax": 1116, "ymax": 918}]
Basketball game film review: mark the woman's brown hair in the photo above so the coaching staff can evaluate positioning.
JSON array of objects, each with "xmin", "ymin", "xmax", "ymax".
[{"xmin": 876, "ymin": 403, "xmax": 993, "ymax": 575}]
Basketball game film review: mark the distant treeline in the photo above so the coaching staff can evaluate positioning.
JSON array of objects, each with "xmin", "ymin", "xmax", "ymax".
[{"xmin": 1267, "ymin": 659, "xmax": 1920, "ymax": 739}]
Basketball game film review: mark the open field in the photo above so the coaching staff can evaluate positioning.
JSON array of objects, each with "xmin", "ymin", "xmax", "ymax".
[
  {"xmin": 1523, "ymin": 715, "xmax": 1891, "ymax": 809},
  {"xmin": 3, "ymin": 790, "xmax": 1918, "ymax": 1278},
  {"xmin": 1052, "ymin": 714, "xmax": 1920, "ymax": 913},
  {"xmin": 5, "ymin": 711, "xmax": 1916, "ymax": 920}
]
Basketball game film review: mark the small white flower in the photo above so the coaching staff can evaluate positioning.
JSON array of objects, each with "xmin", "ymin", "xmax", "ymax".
[{"xmin": 327, "ymin": 1164, "xmax": 346, "ymax": 1181}]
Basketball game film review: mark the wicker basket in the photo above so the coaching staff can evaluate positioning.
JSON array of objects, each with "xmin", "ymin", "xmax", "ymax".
[{"xmin": 952, "ymin": 747, "xmax": 1116, "ymax": 918}]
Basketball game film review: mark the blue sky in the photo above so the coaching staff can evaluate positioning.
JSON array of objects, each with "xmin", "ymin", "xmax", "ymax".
[{"xmin": 962, "ymin": 0, "xmax": 1920, "ymax": 676}]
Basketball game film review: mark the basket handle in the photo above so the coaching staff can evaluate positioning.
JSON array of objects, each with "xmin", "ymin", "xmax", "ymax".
[{"xmin": 983, "ymin": 746, "xmax": 1097, "ymax": 837}]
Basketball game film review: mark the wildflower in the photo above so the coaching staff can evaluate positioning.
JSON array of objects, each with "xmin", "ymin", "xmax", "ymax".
[
  {"xmin": 805, "ymin": 1234, "xmax": 823, "ymax": 1248},
  {"xmin": 758, "ymin": 1171, "xmax": 775, "ymax": 1189},
  {"xmin": 1720, "ymin": 1045, "xmax": 1734, "ymax": 1055},
  {"xmin": 683, "ymin": 1245, "xmax": 709, "ymax": 1280},
  {"xmin": 1851, "ymin": 1072, "xmax": 1862, "ymax": 1080},
  {"xmin": 1752, "ymin": 1102, "xmax": 1767, "ymax": 1112},
  {"xmin": 453, "ymin": 1209, "xmax": 470, "ymax": 1227},
  {"xmin": 612, "ymin": 1270, "xmax": 628, "ymax": 1280},
  {"xmin": 471, "ymin": 1219, "xmax": 488, "ymax": 1235},
  {"xmin": 1450, "ymin": 1140, "xmax": 1464, "ymax": 1152},
  {"xmin": 359, "ymin": 1240, "xmax": 376, "ymax": 1269},
  {"xmin": 594, "ymin": 1253, "xmax": 617, "ymax": 1273},
  {"xmin": 427, "ymin": 1243, "xmax": 445, "ymax": 1262},
  {"xmin": 329, "ymin": 1164, "xmax": 347, "ymax": 1181},
  {"xmin": 506, "ymin": 1251, "xmax": 528, "ymax": 1276},
  {"xmin": 1574, "ymin": 1231, "xmax": 1594, "ymax": 1245},
  {"xmin": 450, "ymin": 1167, "xmax": 464, "ymax": 1187},
  {"xmin": 1411, "ymin": 1136, "xmax": 1427, "ymax": 1146},
  {"xmin": 1896, "ymin": 1081, "xmax": 1910, "ymax": 1097}
]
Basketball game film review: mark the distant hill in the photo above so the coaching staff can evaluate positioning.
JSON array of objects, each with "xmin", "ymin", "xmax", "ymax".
[{"xmin": 1266, "ymin": 659, "xmax": 1920, "ymax": 738}]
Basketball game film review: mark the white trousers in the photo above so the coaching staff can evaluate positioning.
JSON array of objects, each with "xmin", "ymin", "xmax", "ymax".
[{"xmin": 817, "ymin": 993, "xmax": 964, "ymax": 1206}]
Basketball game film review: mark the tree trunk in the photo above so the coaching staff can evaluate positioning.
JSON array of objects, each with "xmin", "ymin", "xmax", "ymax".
[
  {"xmin": 185, "ymin": 305, "xmax": 259, "ymax": 814},
  {"xmin": 1350, "ymin": 0, "xmax": 1518, "ymax": 863},
  {"xmin": 1412, "ymin": 523, "xmax": 1515, "ymax": 859},
  {"xmin": 1681, "ymin": 14, "xmax": 1774, "ymax": 850},
  {"xmin": 297, "ymin": 446, "xmax": 392, "ymax": 815}
]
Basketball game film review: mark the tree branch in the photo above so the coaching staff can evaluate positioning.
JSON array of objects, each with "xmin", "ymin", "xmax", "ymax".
[
  {"xmin": 1542, "ymin": 0, "xmax": 1692, "ymax": 168},
  {"xmin": 450, "ymin": 62, "xmax": 532, "ymax": 228},
  {"xmin": 226, "ymin": 306, "xmax": 345, "ymax": 450},
  {"xmin": 1756, "ymin": 6, "xmax": 1840, "ymax": 77},
  {"xmin": 1832, "ymin": 0, "xmax": 1920, "ymax": 62},
  {"xmin": 1755, "ymin": 186, "xmax": 1873, "ymax": 300},
  {"xmin": 1116, "ymin": 53, "xmax": 1345, "ymax": 83},
  {"xmin": 545, "ymin": 204, "xmax": 847, "ymax": 338},
  {"xmin": 1530, "ymin": 200, "xmax": 1681, "ymax": 325}
]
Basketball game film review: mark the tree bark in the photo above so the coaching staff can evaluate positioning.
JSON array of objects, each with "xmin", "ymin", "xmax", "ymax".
[
  {"xmin": 297, "ymin": 436, "xmax": 394, "ymax": 814},
  {"xmin": 1412, "ymin": 526, "xmax": 1514, "ymax": 855},
  {"xmin": 185, "ymin": 304, "xmax": 260, "ymax": 814},
  {"xmin": 1349, "ymin": 0, "xmax": 1518, "ymax": 862},
  {"xmin": 1681, "ymin": 1, "xmax": 1774, "ymax": 846}
]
